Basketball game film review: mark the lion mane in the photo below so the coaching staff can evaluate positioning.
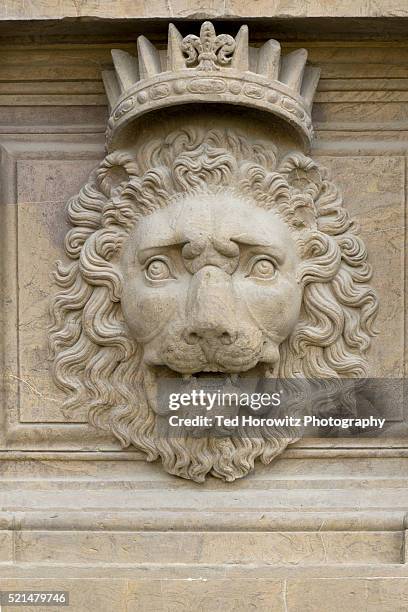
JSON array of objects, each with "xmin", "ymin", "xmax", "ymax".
[{"xmin": 49, "ymin": 127, "xmax": 378, "ymax": 482}]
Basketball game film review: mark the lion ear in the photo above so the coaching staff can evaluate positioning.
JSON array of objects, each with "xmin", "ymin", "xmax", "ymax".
[
  {"xmin": 96, "ymin": 151, "xmax": 139, "ymax": 198},
  {"xmin": 291, "ymin": 195, "xmax": 317, "ymax": 230},
  {"xmin": 279, "ymin": 153, "xmax": 322, "ymax": 201}
]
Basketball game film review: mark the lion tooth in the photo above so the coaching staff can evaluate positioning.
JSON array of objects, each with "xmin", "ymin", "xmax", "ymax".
[
  {"xmin": 182, "ymin": 374, "xmax": 192, "ymax": 381},
  {"xmin": 230, "ymin": 374, "xmax": 239, "ymax": 384}
]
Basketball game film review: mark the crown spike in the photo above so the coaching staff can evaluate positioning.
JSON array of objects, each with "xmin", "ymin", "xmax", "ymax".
[
  {"xmin": 111, "ymin": 49, "xmax": 140, "ymax": 92},
  {"xmin": 279, "ymin": 48, "xmax": 308, "ymax": 93},
  {"xmin": 301, "ymin": 66, "xmax": 321, "ymax": 111},
  {"xmin": 101, "ymin": 70, "xmax": 121, "ymax": 111},
  {"xmin": 167, "ymin": 23, "xmax": 185, "ymax": 71},
  {"xmin": 137, "ymin": 35, "xmax": 162, "ymax": 80},
  {"xmin": 231, "ymin": 25, "xmax": 249, "ymax": 71},
  {"xmin": 257, "ymin": 39, "xmax": 281, "ymax": 81}
]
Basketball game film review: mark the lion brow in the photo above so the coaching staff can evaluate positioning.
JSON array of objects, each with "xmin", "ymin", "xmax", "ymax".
[{"xmin": 137, "ymin": 240, "xmax": 189, "ymax": 261}]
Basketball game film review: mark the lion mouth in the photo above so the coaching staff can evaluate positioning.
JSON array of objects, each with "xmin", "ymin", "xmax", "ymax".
[{"xmin": 151, "ymin": 363, "xmax": 271, "ymax": 382}]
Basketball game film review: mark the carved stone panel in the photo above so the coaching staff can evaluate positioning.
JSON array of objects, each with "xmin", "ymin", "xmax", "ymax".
[
  {"xmin": 44, "ymin": 23, "xmax": 379, "ymax": 482},
  {"xmin": 3, "ymin": 23, "xmax": 407, "ymax": 478},
  {"xmin": 1, "ymin": 13, "xmax": 408, "ymax": 605}
]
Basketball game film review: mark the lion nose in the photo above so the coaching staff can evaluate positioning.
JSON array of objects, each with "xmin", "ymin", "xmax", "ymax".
[{"xmin": 185, "ymin": 265, "xmax": 238, "ymax": 346}]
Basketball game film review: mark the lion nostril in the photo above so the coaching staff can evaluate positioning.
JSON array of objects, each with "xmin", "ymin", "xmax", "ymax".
[
  {"xmin": 220, "ymin": 331, "xmax": 233, "ymax": 345},
  {"xmin": 184, "ymin": 327, "xmax": 237, "ymax": 345},
  {"xmin": 186, "ymin": 331, "xmax": 200, "ymax": 345}
]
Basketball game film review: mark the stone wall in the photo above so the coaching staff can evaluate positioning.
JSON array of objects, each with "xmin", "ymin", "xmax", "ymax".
[
  {"xmin": 1, "ymin": 1, "xmax": 408, "ymax": 20},
  {"xmin": 1, "ymin": 7, "xmax": 408, "ymax": 612}
]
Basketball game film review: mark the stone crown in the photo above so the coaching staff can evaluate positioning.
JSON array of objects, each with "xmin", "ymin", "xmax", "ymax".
[{"xmin": 103, "ymin": 21, "xmax": 320, "ymax": 150}]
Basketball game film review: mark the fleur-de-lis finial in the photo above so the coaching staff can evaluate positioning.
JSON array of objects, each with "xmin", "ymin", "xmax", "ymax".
[{"xmin": 181, "ymin": 21, "xmax": 236, "ymax": 71}]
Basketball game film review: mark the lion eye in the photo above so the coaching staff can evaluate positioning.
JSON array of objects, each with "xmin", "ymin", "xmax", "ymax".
[
  {"xmin": 145, "ymin": 258, "xmax": 172, "ymax": 281},
  {"xmin": 248, "ymin": 257, "xmax": 276, "ymax": 280}
]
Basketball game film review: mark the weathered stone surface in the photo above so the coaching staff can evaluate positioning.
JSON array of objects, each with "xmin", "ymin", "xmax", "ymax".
[
  {"xmin": 287, "ymin": 578, "xmax": 408, "ymax": 611},
  {"xmin": 0, "ymin": 531, "xmax": 13, "ymax": 563},
  {"xmin": 17, "ymin": 158, "xmax": 101, "ymax": 423},
  {"xmin": 1, "ymin": 0, "xmax": 408, "ymax": 21},
  {"xmin": 0, "ymin": 13, "xmax": 407, "ymax": 612},
  {"xmin": 12, "ymin": 530, "xmax": 402, "ymax": 566},
  {"xmin": 1, "ymin": 455, "xmax": 408, "ymax": 536},
  {"xmin": 126, "ymin": 577, "xmax": 285, "ymax": 612}
]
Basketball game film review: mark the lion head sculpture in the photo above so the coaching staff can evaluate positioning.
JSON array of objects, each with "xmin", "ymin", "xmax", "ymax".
[{"xmin": 49, "ymin": 126, "xmax": 378, "ymax": 482}]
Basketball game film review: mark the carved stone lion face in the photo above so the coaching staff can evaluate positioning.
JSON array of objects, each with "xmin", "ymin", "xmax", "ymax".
[
  {"xmin": 49, "ymin": 127, "xmax": 378, "ymax": 482},
  {"xmin": 120, "ymin": 190, "xmax": 302, "ymax": 382}
]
